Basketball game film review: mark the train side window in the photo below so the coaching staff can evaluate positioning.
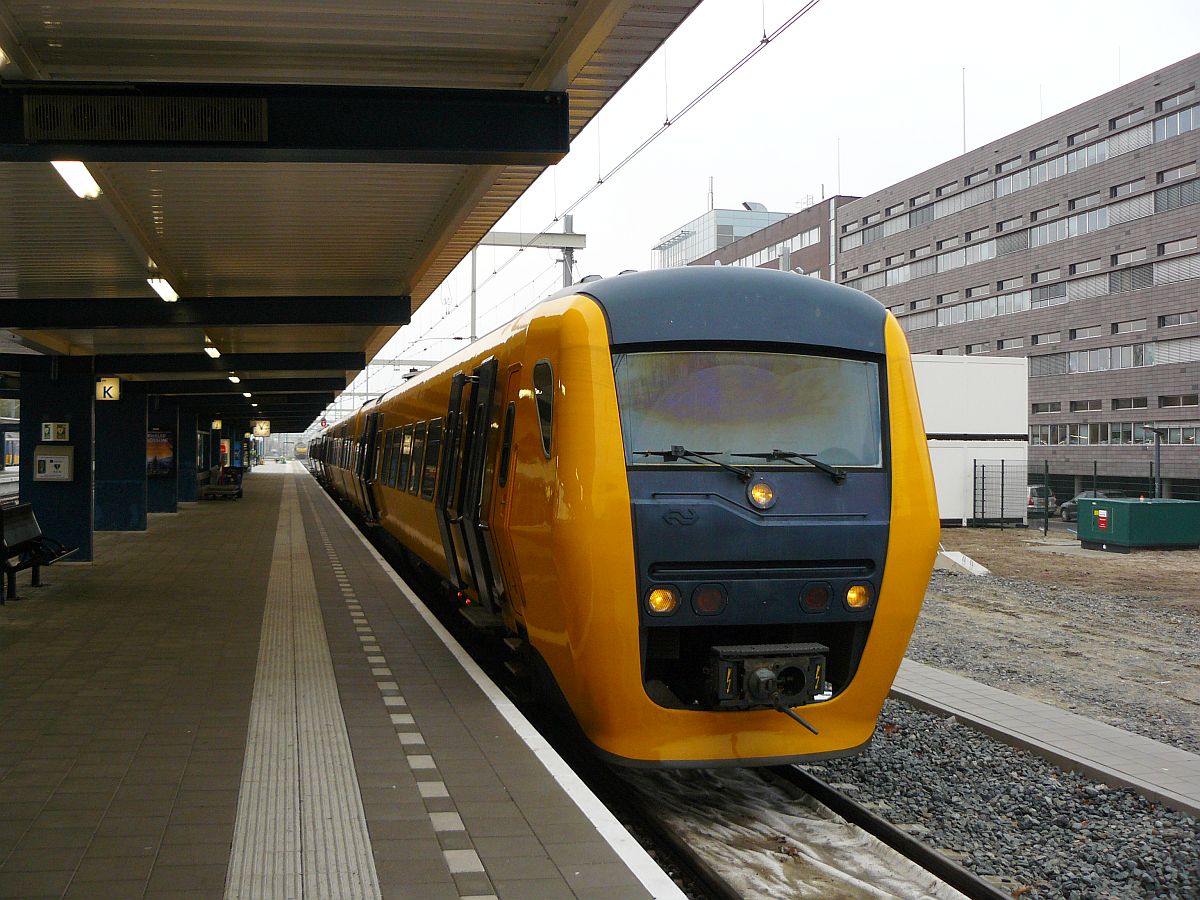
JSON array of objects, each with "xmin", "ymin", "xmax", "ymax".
[
  {"xmin": 379, "ymin": 429, "xmax": 393, "ymax": 482},
  {"xmin": 498, "ymin": 402, "xmax": 516, "ymax": 487},
  {"xmin": 385, "ymin": 429, "xmax": 398, "ymax": 487},
  {"xmin": 421, "ymin": 418, "xmax": 443, "ymax": 500},
  {"xmin": 398, "ymin": 425, "xmax": 413, "ymax": 489},
  {"xmin": 389, "ymin": 428, "xmax": 403, "ymax": 487},
  {"xmin": 533, "ymin": 360, "xmax": 554, "ymax": 458},
  {"xmin": 408, "ymin": 422, "xmax": 427, "ymax": 495}
]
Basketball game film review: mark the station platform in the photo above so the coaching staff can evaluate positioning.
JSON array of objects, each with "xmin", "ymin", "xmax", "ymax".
[
  {"xmin": 892, "ymin": 659, "xmax": 1200, "ymax": 817},
  {"xmin": 0, "ymin": 464, "xmax": 680, "ymax": 900}
]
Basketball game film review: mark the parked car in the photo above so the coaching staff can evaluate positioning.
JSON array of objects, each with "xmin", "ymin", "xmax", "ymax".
[
  {"xmin": 1059, "ymin": 490, "xmax": 1125, "ymax": 521},
  {"xmin": 1026, "ymin": 485, "xmax": 1058, "ymax": 517}
]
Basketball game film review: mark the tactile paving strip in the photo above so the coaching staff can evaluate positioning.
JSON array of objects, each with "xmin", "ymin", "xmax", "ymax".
[{"xmin": 225, "ymin": 480, "xmax": 381, "ymax": 899}]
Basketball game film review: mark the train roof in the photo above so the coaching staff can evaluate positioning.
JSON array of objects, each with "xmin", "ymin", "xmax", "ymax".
[{"xmin": 552, "ymin": 266, "xmax": 888, "ymax": 354}]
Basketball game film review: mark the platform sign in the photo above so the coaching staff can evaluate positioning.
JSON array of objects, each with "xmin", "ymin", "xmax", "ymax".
[
  {"xmin": 253, "ymin": 419, "xmax": 271, "ymax": 437},
  {"xmin": 96, "ymin": 377, "xmax": 121, "ymax": 401}
]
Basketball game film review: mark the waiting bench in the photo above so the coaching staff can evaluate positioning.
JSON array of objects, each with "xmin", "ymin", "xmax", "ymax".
[
  {"xmin": 0, "ymin": 503, "xmax": 76, "ymax": 604},
  {"xmin": 199, "ymin": 465, "xmax": 243, "ymax": 500}
]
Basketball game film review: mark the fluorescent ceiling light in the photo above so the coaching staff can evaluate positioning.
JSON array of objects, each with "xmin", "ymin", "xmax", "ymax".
[
  {"xmin": 242, "ymin": 392, "xmax": 252, "ymax": 398},
  {"xmin": 147, "ymin": 277, "xmax": 178, "ymax": 302},
  {"xmin": 228, "ymin": 374, "xmax": 241, "ymax": 384},
  {"xmin": 51, "ymin": 161, "xmax": 102, "ymax": 199},
  {"xmin": 203, "ymin": 336, "xmax": 221, "ymax": 359},
  {"xmin": 251, "ymin": 402, "xmax": 259, "ymax": 407}
]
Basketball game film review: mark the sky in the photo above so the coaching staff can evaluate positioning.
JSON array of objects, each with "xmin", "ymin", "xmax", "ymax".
[{"xmin": 318, "ymin": 0, "xmax": 1200, "ymax": 425}]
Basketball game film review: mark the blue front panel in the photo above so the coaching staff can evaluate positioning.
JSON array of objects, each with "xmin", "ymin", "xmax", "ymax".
[{"xmin": 630, "ymin": 468, "xmax": 890, "ymax": 626}]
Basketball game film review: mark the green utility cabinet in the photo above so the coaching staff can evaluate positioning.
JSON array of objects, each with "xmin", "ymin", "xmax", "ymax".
[{"xmin": 1078, "ymin": 498, "xmax": 1200, "ymax": 552}]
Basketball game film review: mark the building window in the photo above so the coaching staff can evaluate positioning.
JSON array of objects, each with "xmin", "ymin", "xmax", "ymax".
[
  {"xmin": 1069, "ymin": 325, "xmax": 1101, "ymax": 340},
  {"xmin": 1112, "ymin": 318, "xmax": 1147, "ymax": 334},
  {"xmin": 998, "ymin": 276, "xmax": 1023, "ymax": 291},
  {"xmin": 1071, "ymin": 258, "xmax": 1103, "ymax": 275},
  {"xmin": 886, "ymin": 253, "xmax": 905, "ymax": 266},
  {"xmin": 1158, "ymin": 87, "xmax": 1195, "ymax": 112},
  {"xmin": 1070, "ymin": 399, "xmax": 1102, "ymax": 412},
  {"xmin": 1159, "ymin": 311, "xmax": 1199, "ymax": 327},
  {"xmin": 965, "ymin": 284, "xmax": 990, "ymax": 298},
  {"xmin": 1159, "ymin": 394, "xmax": 1199, "ymax": 408},
  {"xmin": 863, "ymin": 212, "xmax": 881, "ymax": 225},
  {"xmin": 886, "ymin": 202, "xmax": 905, "ymax": 216},
  {"xmin": 936, "ymin": 291, "xmax": 959, "ymax": 305},
  {"xmin": 1112, "ymin": 396, "xmax": 1148, "ymax": 410},
  {"xmin": 1159, "ymin": 236, "xmax": 1198, "ymax": 255},
  {"xmin": 862, "ymin": 260, "xmax": 880, "ymax": 273},
  {"xmin": 966, "ymin": 342, "xmax": 990, "ymax": 355},
  {"xmin": 1069, "ymin": 192, "xmax": 1100, "ymax": 211},
  {"xmin": 1111, "ymin": 248, "xmax": 1147, "ymax": 266},
  {"xmin": 999, "ymin": 337, "xmax": 1024, "ymax": 350},
  {"xmin": 842, "ymin": 222, "xmax": 858, "ymax": 233},
  {"xmin": 935, "ymin": 181, "xmax": 957, "ymax": 197},
  {"xmin": 1069, "ymin": 125, "xmax": 1099, "ymax": 146},
  {"xmin": 1032, "ymin": 401, "xmax": 1061, "ymax": 414},
  {"xmin": 966, "ymin": 226, "xmax": 990, "ymax": 242},
  {"xmin": 910, "ymin": 297, "xmax": 933, "ymax": 310},
  {"xmin": 937, "ymin": 236, "xmax": 960, "ymax": 250},
  {"xmin": 997, "ymin": 156, "xmax": 1021, "ymax": 173},
  {"xmin": 1158, "ymin": 162, "xmax": 1197, "ymax": 184},
  {"xmin": 1031, "ymin": 141, "xmax": 1059, "ymax": 160},
  {"xmin": 936, "ymin": 347, "xmax": 961, "ymax": 356},
  {"xmin": 1110, "ymin": 108, "xmax": 1145, "ymax": 130},
  {"xmin": 965, "ymin": 169, "xmax": 989, "ymax": 185},
  {"xmin": 911, "ymin": 192, "xmax": 931, "ymax": 206},
  {"xmin": 1111, "ymin": 177, "xmax": 1145, "ymax": 199},
  {"xmin": 1032, "ymin": 332, "xmax": 1061, "ymax": 345},
  {"xmin": 1031, "ymin": 205, "xmax": 1060, "ymax": 222},
  {"xmin": 841, "ymin": 267, "xmax": 859, "ymax": 279},
  {"xmin": 997, "ymin": 216, "xmax": 1023, "ymax": 232},
  {"xmin": 1031, "ymin": 268, "xmax": 1061, "ymax": 284},
  {"xmin": 911, "ymin": 245, "xmax": 931, "ymax": 258}
]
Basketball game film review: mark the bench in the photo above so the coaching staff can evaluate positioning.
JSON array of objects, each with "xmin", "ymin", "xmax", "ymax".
[
  {"xmin": 199, "ymin": 465, "xmax": 243, "ymax": 500},
  {"xmin": 0, "ymin": 503, "xmax": 76, "ymax": 604}
]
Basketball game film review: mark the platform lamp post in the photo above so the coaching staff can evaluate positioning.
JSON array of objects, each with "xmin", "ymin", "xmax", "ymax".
[{"xmin": 1143, "ymin": 424, "xmax": 1167, "ymax": 498}]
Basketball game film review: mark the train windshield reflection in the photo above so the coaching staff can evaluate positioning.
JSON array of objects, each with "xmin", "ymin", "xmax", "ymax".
[{"xmin": 612, "ymin": 351, "xmax": 882, "ymax": 468}]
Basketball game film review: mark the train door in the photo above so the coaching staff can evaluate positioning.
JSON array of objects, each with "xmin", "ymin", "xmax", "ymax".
[
  {"xmin": 435, "ymin": 374, "xmax": 468, "ymax": 590},
  {"xmin": 487, "ymin": 366, "xmax": 525, "ymax": 615},
  {"xmin": 356, "ymin": 411, "xmax": 382, "ymax": 521},
  {"xmin": 452, "ymin": 358, "xmax": 504, "ymax": 613}
]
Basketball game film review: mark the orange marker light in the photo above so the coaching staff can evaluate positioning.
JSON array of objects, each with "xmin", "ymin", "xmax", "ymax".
[
  {"xmin": 646, "ymin": 587, "xmax": 680, "ymax": 615},
  {"xmin": 846, "ymin": 584, "xmax": 873, "ymax": 608}
]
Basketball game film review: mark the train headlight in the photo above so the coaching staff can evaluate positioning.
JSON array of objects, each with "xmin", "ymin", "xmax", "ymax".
[
  {"xmin": 846, "ymin": 584, "xmax": 873, "ymax": 609},
  {"xmin": 801, "ymin": 582, "xmax": 831, "ymax": 612},
  {"xmin": 691, "ymin": 584, "xmax": 728, "ymax": 615},
  {"xmin": 646, "ymin": 586, "xmax": 680, "ymax": 615},
  {"xmin": 747, "ymin": 478, "xmax": 776, "ymax": 510}
]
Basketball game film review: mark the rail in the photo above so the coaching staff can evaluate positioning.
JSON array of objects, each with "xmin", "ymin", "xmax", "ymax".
[{"xmin": 766, "ymin": 765, "xmax": 1011, "ymax": 900}]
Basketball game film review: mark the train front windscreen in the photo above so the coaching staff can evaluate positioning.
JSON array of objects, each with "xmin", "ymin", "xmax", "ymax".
[{"xmin": 611, "ymin": 350, "xmax": 883, "ymax": 470}]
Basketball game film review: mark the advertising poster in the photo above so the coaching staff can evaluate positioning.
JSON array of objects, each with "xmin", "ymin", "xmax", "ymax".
[{"xmin": 146, "ymin": 428, "xmax": 175, "ymax": 478}]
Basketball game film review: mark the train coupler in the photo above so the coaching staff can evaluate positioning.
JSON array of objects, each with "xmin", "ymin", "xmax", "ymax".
[{"xmin": 710, "ymin": 643, "xmax": 829, "ymax": 711}]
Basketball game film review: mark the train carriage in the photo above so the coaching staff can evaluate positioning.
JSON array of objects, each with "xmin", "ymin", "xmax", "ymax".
[{"xmin": 314, "ymin": 266, "xmax": 939, "ymax": 766}]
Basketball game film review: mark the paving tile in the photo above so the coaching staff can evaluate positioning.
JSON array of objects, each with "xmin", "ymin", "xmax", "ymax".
[
  {"xmin": 145, "ymin": 863, "xmax": 229, "ymax": 892},
  {"xmin": 64, "ymin": 879, "xmax": 149, "ymax": 898},
  {"xmin": 72, "ymin": 854, "xmax": 156, "ymax": 882},
  {"xmin": 0, "ymin": 869, "xmax": 75, "ymax": 898},
  {"xmin": 0, "ymin": 846, "xmax": 87, "ymax": 872}
]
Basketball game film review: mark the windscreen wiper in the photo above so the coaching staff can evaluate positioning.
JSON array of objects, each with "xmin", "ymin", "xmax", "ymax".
[
  {"xmin": 732, "ymin": 449, "xmax": 846, "ymax": 485},
  {"xmin": 635, "ymin": 445, "xmax": 754, "ymax": 482}
]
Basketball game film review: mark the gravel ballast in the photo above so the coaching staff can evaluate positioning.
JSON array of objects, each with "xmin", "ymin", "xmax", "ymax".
[{"xmin": 813, "ymin": 700, "xmax": 1200, "ymax": 899}]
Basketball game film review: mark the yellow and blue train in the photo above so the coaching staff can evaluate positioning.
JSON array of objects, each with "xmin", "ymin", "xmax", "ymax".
[{"xmin": 311, "ymin": 266, "xmax": 939, "ymax": 766}]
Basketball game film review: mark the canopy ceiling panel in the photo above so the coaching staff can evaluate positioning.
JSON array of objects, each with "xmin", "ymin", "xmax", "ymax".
[{"xmin": 0, "ymin": 0, "xmax": 704, "ymax": 422}]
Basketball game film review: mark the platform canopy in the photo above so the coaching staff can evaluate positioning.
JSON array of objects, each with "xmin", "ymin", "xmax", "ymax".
[{"xmin": 0, "ymin": 0, "xmax": 702, "ymax": 429}]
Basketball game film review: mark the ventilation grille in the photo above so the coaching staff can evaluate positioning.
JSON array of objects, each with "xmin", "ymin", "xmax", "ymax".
[{"xmin": 24, "ymin": 95, "xmax": 268, "ymax": 142}]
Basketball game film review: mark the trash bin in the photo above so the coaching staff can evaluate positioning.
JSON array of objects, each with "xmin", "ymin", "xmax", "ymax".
[{"xmin": 1077, "ymin": 497, "xmax": 1200, "ymax": 552}]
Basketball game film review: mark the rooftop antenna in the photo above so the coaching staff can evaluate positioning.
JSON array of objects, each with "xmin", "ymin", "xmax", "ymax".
[
  {"xmin": 961, "ymin": 67, "xmax": 967, "ymax": 154},
  {"xmin": 707, "ymin": 176, "xmax": 714, "ymax": 212}
]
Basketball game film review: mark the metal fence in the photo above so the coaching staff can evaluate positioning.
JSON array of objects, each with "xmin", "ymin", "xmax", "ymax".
[{"xmin": 971, "ymin": 459, "xmax": 1028, "ymax": 526}]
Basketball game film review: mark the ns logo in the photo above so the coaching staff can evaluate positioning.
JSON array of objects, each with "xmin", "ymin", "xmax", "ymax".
[{"xmin": 662, "ymin": 508, "xmax": 698, "ymax": 527}]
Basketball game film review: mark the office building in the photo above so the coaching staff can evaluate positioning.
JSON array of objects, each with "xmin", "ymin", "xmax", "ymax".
[
  {"xmin": 671, "ymin": 52, "xmax": 1200, "ymax": 497},
  {"xmin": 652, "ymin": 206, "xmax": 789, "ymax": 268}
]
